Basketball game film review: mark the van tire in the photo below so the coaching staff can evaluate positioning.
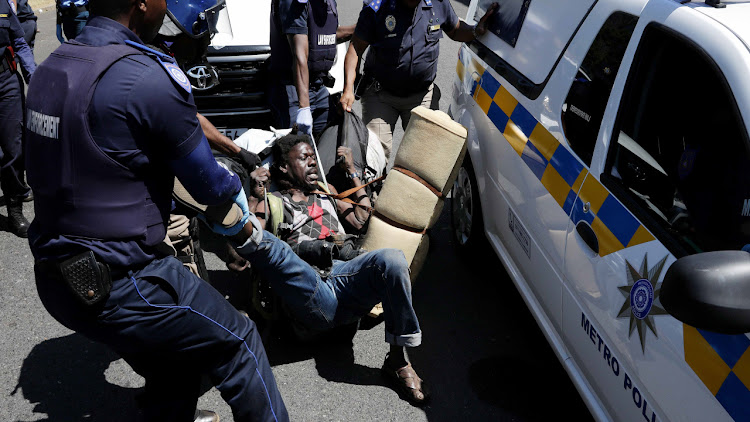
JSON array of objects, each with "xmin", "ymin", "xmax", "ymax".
[{"xmin": 451, "ymin": 156, "xmax": 486, "ymax": 253}]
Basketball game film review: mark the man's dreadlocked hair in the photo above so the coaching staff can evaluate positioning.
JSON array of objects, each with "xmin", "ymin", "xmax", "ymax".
[{"xmin": 272, "ymin": 133, "xmax": 314, "ymax": 192}]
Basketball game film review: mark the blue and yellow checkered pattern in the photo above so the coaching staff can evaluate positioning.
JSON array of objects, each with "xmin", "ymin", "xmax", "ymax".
[
  {"xmin": 458, "ymin": 49, "xmax": 654, "ymax": 256},
  {"xmin": 685, "ymin": 327, "xmax": 750, "ymax": 420},
  {"xmin": 457, "ymin": 47, "xmax": 749, "ymax": 420}
]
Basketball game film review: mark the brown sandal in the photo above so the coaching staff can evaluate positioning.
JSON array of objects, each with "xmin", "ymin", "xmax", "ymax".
[{"xmin": 382, "ymin": 361, "xmax": 429, "ymax": 405}]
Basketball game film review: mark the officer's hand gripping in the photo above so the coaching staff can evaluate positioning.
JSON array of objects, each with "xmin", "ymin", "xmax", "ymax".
[
  {"xmin": 340, "ymin": 90, "xmax": 355, "ymax": 113},
  {"xmin": 238, "ymin": 148, "xmax": 261, "ymax": 172},
  {"xmin": 198, "ymin": 187, "xmax": 251, "ymax": 236},
  {"xmin": 296, "ymin": 106, "xmax": 313, "ymax": 135},
  {"xmin": 475, "ymin": 2, "xmax": 499, "ymax": 37}
]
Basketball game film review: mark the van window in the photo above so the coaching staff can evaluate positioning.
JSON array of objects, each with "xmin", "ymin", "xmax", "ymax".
[
  {"xmin": 561, "ymin": 12, "xmax": 637, "ymax": 167},
  {"xmin": 474, "ymin": 0, "xmax": 531, "ymax": 47},
  {"xmin": 603, "ymin": 24, "xmax": 750, "ymax": 255},
  {"xmin": 468, "ymin": 0, "xmax": 597, "ymax": 94}
]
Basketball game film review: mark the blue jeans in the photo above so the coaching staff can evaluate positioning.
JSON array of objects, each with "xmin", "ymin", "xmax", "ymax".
[
  {"xmin": 35, "ymin": 256, "xmax": 288, "ymax": 422},
  {"xmin": 237, "ymin": 232, "xmax": 422, "ymax": 347}
]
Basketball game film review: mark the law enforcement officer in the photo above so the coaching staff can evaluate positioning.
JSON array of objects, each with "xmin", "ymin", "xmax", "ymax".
[
  {"xmin": 25, "ymin": 0, "xmax": 288, "ymax": 420},
  {"xmin": 0, "ymin": 0, "xmax": 34, "ymax": 237},
  {"xmin": 56, "ymin": 0, "xmax": 89, "ymax": 43},
  {"xmin": 340, "ymin": 0, "xmax": 497, "ymax": 159},
  {"xmin": 15, "ymin": 0, "xmax": 37, "ymax": 51},
  {"xmin": 268, "ymin": 0, "xmax": 353, "ymax": 137}
]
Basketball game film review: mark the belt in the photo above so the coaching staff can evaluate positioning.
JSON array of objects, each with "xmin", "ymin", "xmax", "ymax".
[
  {"xmin": 369, "ymin": 73, "xmax": 432, "ymax": 97},
  {"xmin": 36, "ymin": 257, "xmax": 135, "ymax": 281}
]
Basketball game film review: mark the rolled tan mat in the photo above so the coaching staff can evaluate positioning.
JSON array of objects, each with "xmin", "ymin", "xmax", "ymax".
[
  {"xmin": 375, "ymin": 170, "xmax": 443, "ymax": 231},
  {"xmin": 173, "ymin": 178, "xmax": 243, "ymax": 228},
  {"xmin": 408, "ymin": 233, "xmax": 429, "ymax": 282},
  {"xmin": 394, "ymin": 106, "xmax": 468, "ymax": 193},
  {"xmin": 443, "ymin": 146, "xmax": 468, "ymax": 197},
  {"xmin": 361, "ymin": 215, "xmax": 423, "ymax": 264}
]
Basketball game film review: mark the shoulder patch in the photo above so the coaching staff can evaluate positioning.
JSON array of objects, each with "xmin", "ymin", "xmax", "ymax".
[{"xmin": 159, "ymin": 59, "xmax": 192, "ymax": 94}]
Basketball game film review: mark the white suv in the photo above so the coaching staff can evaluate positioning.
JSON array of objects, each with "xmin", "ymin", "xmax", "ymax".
[
  {"xmin": 188, "ymin": 0, "xmax": 346, "ymax": 140},
  {"xmin": 450, "ymin": 0, "xmax": 750, "ymax": 420}
]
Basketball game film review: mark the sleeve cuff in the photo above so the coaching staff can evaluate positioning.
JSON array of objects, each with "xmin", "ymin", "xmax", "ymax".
[
  {"xmin": 237, "ymin": 213, "xmax": 264, "ymax": 248},
  {"xmin": 284, "ymin": 26, "xmax": 308, "ymax": 35}
]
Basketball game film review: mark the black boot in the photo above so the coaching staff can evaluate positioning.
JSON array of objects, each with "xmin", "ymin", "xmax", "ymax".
[{"xmin": 7, "ymin": 201, "xmax": 29, "ymax": 238}]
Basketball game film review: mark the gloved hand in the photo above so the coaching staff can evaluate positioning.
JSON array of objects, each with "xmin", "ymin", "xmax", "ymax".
[
  {"xmin": 238, "ymin": 148, "xmax": 261, "ymax": 172},
  {"xmin": 295, "ymin": 106, "xmax": 313, "ymax": 136},
  {"xmin": 198, "ymin": 187, "xmax": 251, "ymax": 236},
  {"xmin": 335, "ymin": 239, "xmax": 361, "ymax": 261},
  {"xmin": 293, "ymin": 240, "xmax": 337, "ymax": 269},
  {"xmin": 56, "ymin": 24, "xmax": 65, "ymax": 44}
]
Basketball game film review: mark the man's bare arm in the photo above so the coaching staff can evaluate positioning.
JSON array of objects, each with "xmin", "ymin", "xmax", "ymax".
[
  {"xmin": 339, "ymin": 35, "xmax": 370, "ymax": 112},
  {"xmin": 289, "ymin": 33, "xmax": 311, "ymax": 108},
  {"xmin": 337, "ymin": 24, "xmax": 355, "ymax": 43},
  {"xmin": 197, "ymin": 113, "xmax": 241, "ymax": 156}
]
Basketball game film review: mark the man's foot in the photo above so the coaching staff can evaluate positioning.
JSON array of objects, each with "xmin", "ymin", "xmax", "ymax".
[
  {"xmin": 194, "ymin": 409, "xmax": 219, "ymax": 422},
  {"xmin": 382, "ymin": 355, "xmax": 429, "ymax": 406}
]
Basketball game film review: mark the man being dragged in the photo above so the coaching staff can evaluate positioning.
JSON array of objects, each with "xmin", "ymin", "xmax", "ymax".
[{"xmin": 233, "ymin": 133, "xmax": 428, "ymax": 405}]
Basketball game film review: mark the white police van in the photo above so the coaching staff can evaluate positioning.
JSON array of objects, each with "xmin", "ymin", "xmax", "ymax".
[{"xmin": 449, "ymin": 0, "xmax": 750, "ymax": 420}]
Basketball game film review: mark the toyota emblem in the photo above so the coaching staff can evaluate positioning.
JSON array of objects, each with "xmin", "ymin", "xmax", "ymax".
[{"xmin": 186, "ymin": 65, "xmax": 220, "ymax": 91}]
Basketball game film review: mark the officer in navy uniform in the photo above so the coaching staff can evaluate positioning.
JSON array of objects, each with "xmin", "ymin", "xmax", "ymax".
[
  {"xmin": 0, "ymin": 0, "xmax": 34, "ymax": 237},
  {"xmin": 24, "ymin": 0, "xmax": 288, "ymax": 421},
  {"xmin": 56, "ymin": 0, "xmax": 89, "ymax": 43},
  {"xmin": 340, "ymin": 0, "xmax": 497, "ymax": 159},
  {"xmin": 268, "ymin": 0, "xmax": 353, "ymax": 137},
  {"xmin": 15, "ymin": 0, "xmax": 37, "ymax": 51}
]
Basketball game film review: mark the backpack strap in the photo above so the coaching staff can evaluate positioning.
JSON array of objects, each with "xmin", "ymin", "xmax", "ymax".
[{"xmin": 265, "ymin": 191, "xmax": 290, "ymax": 237}]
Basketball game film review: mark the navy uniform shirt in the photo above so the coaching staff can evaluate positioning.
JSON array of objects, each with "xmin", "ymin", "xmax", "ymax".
[
  {"xmin": 355, "ymin": 0, "xmax": 458, "ymax": 94},
  {"xmin": 0, "ymin": 0, "xmax": 35, "ymax": 75},
  {"xmin": 28, "ymin": 17, "xmax": 206, "ymax": 267},
  {"xmin": 269, "ymin": 0, "xmax": 338, "ymax": 82}
]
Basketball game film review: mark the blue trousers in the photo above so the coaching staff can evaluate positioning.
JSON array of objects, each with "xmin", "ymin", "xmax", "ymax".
[
  {"xmin": 0, "ymin": 70, "xmax": 29, "ymax": 200},
  {"xmin": 268, "ymin": 82, "xmax": 331, "ymax": 138},
  {"xmin": 237, "ymin": 231, "xmax": 422, "ymax": 347},
  {"xmin": 35, "ymin": 256, "xmax": 289, "ymax": 422}
]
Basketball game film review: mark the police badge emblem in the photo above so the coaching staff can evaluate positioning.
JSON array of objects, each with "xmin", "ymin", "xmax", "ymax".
[
  {"xmin": 385, "ymin": 15, "xmax": 396, "ymax": 32},
  {"xmin": 616, "ymin": 254, "xmax": 669, "ymax": 353}
]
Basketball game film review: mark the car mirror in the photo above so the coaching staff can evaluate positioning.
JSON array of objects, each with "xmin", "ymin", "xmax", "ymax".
[{"xmin": 661, "ymin": 251, "xmax": 750, "ymax": 334}]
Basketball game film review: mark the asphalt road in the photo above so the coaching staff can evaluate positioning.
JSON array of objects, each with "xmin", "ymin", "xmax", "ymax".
[{"xmin": 0, "ymin": 2, "xmax": 593, "ymax": 421}]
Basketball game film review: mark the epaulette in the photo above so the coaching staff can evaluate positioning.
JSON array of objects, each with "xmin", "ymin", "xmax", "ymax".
[
  {"xmin": 364, "ymin": 0, "xmax": 383, "ymax": 12},
  {"xmin": 124, "ymin": 40, "xmax": 192, "ymax": 94}
]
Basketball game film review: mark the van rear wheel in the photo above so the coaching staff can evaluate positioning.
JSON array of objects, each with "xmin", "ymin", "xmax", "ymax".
[{"xmin": 451, "ymin": 157, "xmax": 485, "ymax": 252}]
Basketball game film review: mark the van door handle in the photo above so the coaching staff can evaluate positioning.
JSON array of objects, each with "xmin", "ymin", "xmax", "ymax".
[{"xmin": 576, "ymin": 221, "xmax": 599, "ymax": 255}]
